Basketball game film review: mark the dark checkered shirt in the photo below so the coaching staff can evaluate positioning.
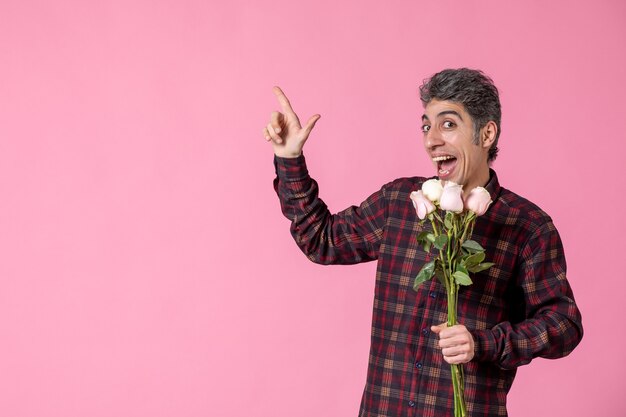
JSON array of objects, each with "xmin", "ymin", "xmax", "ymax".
[{"xmin": 274, "ymin": 155, "xmax": 583, "ymax": 417}]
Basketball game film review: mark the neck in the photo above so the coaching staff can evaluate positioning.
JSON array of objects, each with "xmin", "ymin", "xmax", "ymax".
[{"xmin": 462, "ymin": 167, "xmax": 490, "ymax": 198}]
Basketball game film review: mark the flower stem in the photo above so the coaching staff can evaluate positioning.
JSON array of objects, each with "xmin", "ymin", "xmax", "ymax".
[
  {"xmin": 432, "ymin": 208, "xmax": 470, "ymax": 417},
  {"xmin": 430, "ymin": 219, "xmax": 440, "ymax": 237}
]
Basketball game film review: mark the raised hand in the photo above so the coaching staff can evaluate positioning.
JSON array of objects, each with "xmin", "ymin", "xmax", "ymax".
[{"xmin": 263, "ymin": 86, "xmax": 320, "ymax": 158}]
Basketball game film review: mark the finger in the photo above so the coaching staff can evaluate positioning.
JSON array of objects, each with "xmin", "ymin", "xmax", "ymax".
[
  {"xmin": 273, "ymin": 86, "xmax": 297, "ymax": 117},
  {"xmin": 443, "ymin": 346, "xmax": 474, "ymax": 364},
  {"xmin": 302, "ymin": 114, "xmax": 321, "ymax": 136},
  {"xmin": 442, "ymin": 345, "xmax": 469, "ymax": 357},
  {"xmin": 438, "ymin": 330, "xmax": 472, "ymax": 346},
  {"xmin": 271, "ymin": 111, "xmax": 284, "ymax": 134},
  {"xmin": 430, "ymin": 323, "xmax": 447, "ymax": 334},
  {"xmin": 443, "ymin": 353, "xmax": 472, "ymax": 365},
  {"xmin": 266, "ymin": 123, "xmax": 283, "ymax": 144},
  {"xmin": 437, "ymin": 324, "xmax": 466, "ymax": 338},
  {"xmin": 438, "ymin": 338, "xmax": 464, "ymax": 350},
  {"xmin": 262, "ymin": 127, "xmax": 271, "ymax": 141}
]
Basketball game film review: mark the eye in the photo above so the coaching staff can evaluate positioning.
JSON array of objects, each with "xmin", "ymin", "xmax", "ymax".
[
  {"xmin": 442, "ymin": 121, "xmax": 455, "ymax": 129},
  {"xmin": 421, "ymin": 124, "xmax": 431, "ymax": 133}
]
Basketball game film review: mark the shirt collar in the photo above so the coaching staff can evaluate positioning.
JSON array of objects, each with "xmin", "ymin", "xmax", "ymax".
[{"xmin": 484, "ymin": 168, "xmax": 502, "ymax": 203}]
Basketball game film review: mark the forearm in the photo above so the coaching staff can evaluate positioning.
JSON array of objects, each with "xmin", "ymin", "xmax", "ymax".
[
  {"xmin": 273, "ymin": 154, "xmax": 385, "ymax": 265},
  {"xmin": 471, "ymin": 303, "xmax": 583, "ymax": 370}
]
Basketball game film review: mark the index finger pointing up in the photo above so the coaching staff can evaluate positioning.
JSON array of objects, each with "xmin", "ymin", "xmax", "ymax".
[{"xmin": 273, "ymin": 86, "xmax": 297, "ymax": 116}]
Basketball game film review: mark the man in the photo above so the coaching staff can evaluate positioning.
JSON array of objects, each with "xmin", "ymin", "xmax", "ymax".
[{"xmin": 263, "ymin": 68, "xmax": 583, "ymax": 417}]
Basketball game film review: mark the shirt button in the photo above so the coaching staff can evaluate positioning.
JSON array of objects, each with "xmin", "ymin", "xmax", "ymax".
[
  {"xmin": 415, "ymin": 362, "xmax": 422, "ymax": 369},
  {"xmin": 408, "ymin": 400, "xmax": 416, "ymax": 407},
  {"xmin": 429, "ymin": 291, "xmax": 437, "ymax": 298},
  {"xmin": 422, "ymin": 328, "xmax": 429, "ymax": 335}
]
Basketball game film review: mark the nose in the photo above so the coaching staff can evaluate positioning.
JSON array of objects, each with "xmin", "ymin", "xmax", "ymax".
[{"xmin": 424, "ymin": 128, "xmax": 444, "ymax": 150}]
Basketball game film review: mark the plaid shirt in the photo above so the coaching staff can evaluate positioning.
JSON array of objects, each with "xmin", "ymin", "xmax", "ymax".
[{"xmin": 274, "ymin": 155, "xmax": 583, "ymax": 417}]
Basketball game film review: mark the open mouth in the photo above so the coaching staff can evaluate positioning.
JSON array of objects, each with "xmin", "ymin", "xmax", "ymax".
[{"xmin": 432, "ymin": 155, "xmax": 457, "ymax": 177}]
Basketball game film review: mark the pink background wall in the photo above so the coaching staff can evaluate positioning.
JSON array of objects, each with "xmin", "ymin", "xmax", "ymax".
[{"xmin": 1, "ymin": 1, "xmax": 624, "ymax": 416}]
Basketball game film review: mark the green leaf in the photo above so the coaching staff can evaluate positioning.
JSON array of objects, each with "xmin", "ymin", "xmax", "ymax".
[
  {"xmin": 416, "ymin": 231, "xmax": 430, "ymax": 243},
  {"xmin": 462, "ymin": 239, "xmax": 484, "ymax": 253},
  {"xmin": 413, "ymin": 260, "xmax": 436, "ymax": 291},
  {"xmin": 433, "ymin": 234, "xmax": 448, "ymax": 250},
  {"xmin": 434, "ymin": 264, "xmax": 446, "ymax": 286},
  {"xmin": 467, "ymin": 262, "xmax": 495, "ymax": 273},
  {"xmin": 453, "ymin": 270, "xmax": 473, "ymax": 286},
  {"xmin": 423, "ymin": 240, "xmax": 432, "ymax": 253},
  {"xmin": 425, "ymin": 233, "xmax": 436, "ymax": 243},
  {"xmin": 464, "ymin": 251, "xmax": 485, "ymax": 267},
  {"xmin": 444, "ymin": 212, "xmax": 454, "ymax": 229}
]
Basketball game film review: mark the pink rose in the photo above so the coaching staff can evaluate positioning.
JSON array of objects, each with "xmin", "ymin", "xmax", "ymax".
[
  {"xmin": 439, "ymin": 182, "xmax": 464, "ymax": 213},
  {"xmin": 421, "ymin": 179, "xmax": 443, "ymax": 202},
  {"xmin": 410, "ymin": 190, "xmax": 435, "ymax": 220},
  {"xmin": 465, "ymin": 187, "xmax": 492, "ymax": 216}
]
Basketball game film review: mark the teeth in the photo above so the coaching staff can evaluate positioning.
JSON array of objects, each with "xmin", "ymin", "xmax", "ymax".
[
  {"xmin": 439, "ymin": 169, "xmax": 450, "ymax": 175},
  {"xmin": 432, "ymin": 155, "xmax": 455, "ymax": 162}
]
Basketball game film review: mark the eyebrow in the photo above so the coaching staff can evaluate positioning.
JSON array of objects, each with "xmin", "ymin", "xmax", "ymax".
[{"xmin": 421, "ymin": 110, "xmax": 464, "ymax": 122}]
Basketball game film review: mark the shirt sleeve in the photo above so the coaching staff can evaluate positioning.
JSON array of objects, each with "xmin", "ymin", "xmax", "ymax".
[
  {"xmin": 273, "ymin": 154, "xmax": 388, "ymax": 265},
  {"xmin": 470, "ymin": 220, "xmax": 584, "ymax": 370}
]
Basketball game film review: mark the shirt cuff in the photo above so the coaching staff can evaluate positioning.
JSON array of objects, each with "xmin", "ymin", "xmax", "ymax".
[
  {"xmin": 274, "ymin": 154, "xmax": 309, "ymax": 181},
  {"xmin": 471, "ymin": 328, "xmax": 498, "ymax": 363}
]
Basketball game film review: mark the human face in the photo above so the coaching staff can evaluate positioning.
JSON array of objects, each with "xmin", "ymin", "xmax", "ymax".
[{"xmin": 421, "ymin": 99, "xmax": 491, "ymax": 194}]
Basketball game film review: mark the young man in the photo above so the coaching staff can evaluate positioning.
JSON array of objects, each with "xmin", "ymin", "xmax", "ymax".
[{"xmin": 263, "ymin": 68, "xmax": 583, "ymax": 417}]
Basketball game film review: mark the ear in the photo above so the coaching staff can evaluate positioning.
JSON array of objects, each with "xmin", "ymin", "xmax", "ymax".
[{"xmin": 480, "ymin": 121, "xmax": 497, "ymax": 149}]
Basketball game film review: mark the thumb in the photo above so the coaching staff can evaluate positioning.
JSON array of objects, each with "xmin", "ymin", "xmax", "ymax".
[
  {"xmin": 430, "ymin": 323, "xmax": 447, "ymax": 334},
  {"xmin": 302, "ymin": 114, "xmax": 321, "ymax": 136}
]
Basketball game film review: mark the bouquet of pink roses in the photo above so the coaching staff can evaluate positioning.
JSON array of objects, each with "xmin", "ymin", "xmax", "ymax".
[{"xmin": 410, "ymin": 179, "xmax": 493, "ymax": 417}]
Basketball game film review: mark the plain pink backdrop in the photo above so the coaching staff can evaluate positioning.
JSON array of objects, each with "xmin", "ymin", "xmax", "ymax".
[{"xmin": 1, "ymin": 1, "xmax": 624, "ymax": 416}]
